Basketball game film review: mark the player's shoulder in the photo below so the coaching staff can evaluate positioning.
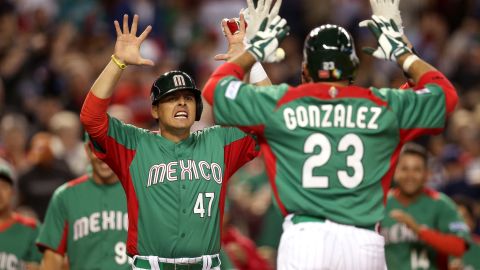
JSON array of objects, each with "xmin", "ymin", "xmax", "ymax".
[
  {"xmin": 193, "ymin": 125, "xmax": 250, "ymax": 143},
  {"xmin": 421, "ymin": 187, "xmax": 441, "ymax": 200},
  {"xmin": 421, "ymin": 188, "xmax": 457, "ymax": 206},
  {"xmin": 12, "ymin": 213, "xmax": 39, "ymax": 230},
  {"xmin": 54, "ymin": 175, "xmax": 90, "ymax": 196}
]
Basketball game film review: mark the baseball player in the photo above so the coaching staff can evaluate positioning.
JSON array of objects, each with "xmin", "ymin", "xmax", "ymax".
[
  {"xmin": 381, "ymin": 144, "xmax": 470, "ymax": 270},
  {"xmin": 202, "ymin": 0, "xmax": 459, "ymax": 268},
  {"xmin": 0, "ymin": 160, "xmax": 42, "ymax": 270},
  {"xmin": 36, "ymin": 135, "xmax": 129, "ymax": 270},
  {"xmin": 80, "ymin": 14, "xmax": 259, "ymax": 270},
  {"xmin": 450, "ymin": 197, "xmax": 479, "ymax": 270}
]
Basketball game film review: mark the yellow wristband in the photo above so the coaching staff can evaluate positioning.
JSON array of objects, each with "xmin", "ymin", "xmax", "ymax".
[{"xmin": 111, "ymin": 54, "xmax": 127, "ymax": 70}]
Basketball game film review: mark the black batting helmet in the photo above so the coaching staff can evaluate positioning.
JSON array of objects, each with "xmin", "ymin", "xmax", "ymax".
[
  {"xmin": 303, "ymin": 24, "xmax": 359, "ymax": 83},
  {"xmin": 150, "ymin": 71, "xmax": 203, "ymax": 121}
]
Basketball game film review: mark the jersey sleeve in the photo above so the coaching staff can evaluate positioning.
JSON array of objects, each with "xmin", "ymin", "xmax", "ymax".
[
  {"xmin": 436, "ymin": 194, "xmax": 471, "ymax": 240},
  {"xmin": 202, "ymin": 62, "xmax": 289, "ymax": 133},
  {"xmin": 88, "ymin": 115, "xmax": 147, "ymax": 181},
  {"xmin": 36, "ymin": 185, "xmax": 69, "ymax": 256},
  {"xmin": 213, "ymin": 77, "xmax": 288, "ymax": 133},
  {"xmin": 26, "ymin": 222, "xmax": 43, "ymax": 263},
  {"xmin": 372, "ymin": 71, "xmax": 458, "ymax": 142},
  {"xmin": 220, "ymin": 127, "xmax": 259, "ymax": 180}
]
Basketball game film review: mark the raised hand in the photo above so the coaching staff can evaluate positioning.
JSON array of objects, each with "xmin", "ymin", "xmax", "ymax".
[
  {"xmin": 215, "ymin": 14, "xmax": 247, "ymax": 61},
  {"xmin": 245, "ymin": 0, "xmax": 282, "ymax": 42},
  {"xmin": 246, "ymin": 15, "xmax": 289, "ymax": 63},
  {"xmin": 113, "ymin": 14, "xmax": 154, "ymax": 66},
  {"xmin": 362, "ymin": 15, "xmax": 411, "ymax": 61},
  {"xmin": 360, "ymin": 0, "xmax": 403, "ymax": 34}
]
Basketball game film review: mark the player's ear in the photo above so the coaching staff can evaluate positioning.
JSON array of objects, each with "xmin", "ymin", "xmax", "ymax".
[
  {"xmin": 151, "ymin": 104, "xmax": 159, "ymax": 120},
  {"xmin": 301, "ymin": 63, "xmax": 311, "ymax": 83}
]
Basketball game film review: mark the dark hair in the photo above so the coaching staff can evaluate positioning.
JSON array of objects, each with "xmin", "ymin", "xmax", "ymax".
[
  {"xmin": 400, "ymin": 143, "xmax": 428, "ymax": 166},
  {"xmin": 452, "ymin": 195, "xmax": 475, "ymax": 220}
]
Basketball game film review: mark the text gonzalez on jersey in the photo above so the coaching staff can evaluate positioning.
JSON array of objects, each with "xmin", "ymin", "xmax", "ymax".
[{"xmin": 283, "ymin": 101, "xmax": 382, "ymax": 130}]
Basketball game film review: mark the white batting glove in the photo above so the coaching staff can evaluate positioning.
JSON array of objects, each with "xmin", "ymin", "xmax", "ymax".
[
  {"xmin": 244, "ymin": 0, "xmax": 282, "ymax": 41},
  {"xmin": 362, "ymin": 15, "xmax": 411, "ymax": 61},
  {"xmin": 246, "ymin": 15, "xmax": 289, "ymax": 63},
  {"xmin": 360, "ymin": 0, "xmax": 403, "ymax": 34}
]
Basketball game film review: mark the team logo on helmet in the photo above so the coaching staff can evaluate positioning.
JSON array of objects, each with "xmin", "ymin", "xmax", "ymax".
[{"xmin": 173, "ymin": 74, "xmax": 186, "ymax": 87}]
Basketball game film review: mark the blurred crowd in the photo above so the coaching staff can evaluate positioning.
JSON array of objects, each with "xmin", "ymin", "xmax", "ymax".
[{"xmin": 1, "ymin": 0, "xmax": 480, "ymax": 268}]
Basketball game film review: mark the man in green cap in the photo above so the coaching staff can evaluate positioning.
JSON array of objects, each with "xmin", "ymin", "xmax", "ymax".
[{"xmin": 0, "ymin": 159, "xmax": 42, "ymax": 270}]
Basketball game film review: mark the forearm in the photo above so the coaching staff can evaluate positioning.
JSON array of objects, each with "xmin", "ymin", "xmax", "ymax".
[
  {"xmin": 90, "ymin": 59, "xmax": 124, "ymax": 99},
  {"xmin": 397, "ymin": 53, "xmax": 437, "ymax": 84},
  {"xmin": 40, "ymin": 250, "xmax": 64, "ymax": 270},
  {"xmin": 202, "ymin": 62, "xmax": 246, "ymax": 105},
  {"xmin": 397, "ymin": 53, "xmax": 458, "ymax": 115},
  {"xmin": 80, "ymin": 91, "xmax": 111, "ymax": 148},
  {"xmin": 418, "ymin": 228, "xmax": 467, "ymax": 257},
  {"xmin": 229, "ymin": 51, "xmax": 257, "ymax": 76}
]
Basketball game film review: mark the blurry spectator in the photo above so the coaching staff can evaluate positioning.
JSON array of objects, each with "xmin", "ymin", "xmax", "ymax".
[
  {"xmin": 440, "ymin": 144, "xmax": 480, "ymax": 200},
  {"xmin": 0, "ymin": 113, "xmax": 31, "ymax": 173},
  {"xmin": 228, "ymin": 157, "xmax": 283, "ymax": 268},
  {"xmin": 222, "ymin": 200, "xmax": 272, "ymax": 270},
  {"xmin": 450, "ymin": 196, "xmax": 480, "ymax": 270},
  {"xmin": 48, "ymin": 110, "xmax": 87, "ymax": 176},
  {"xmin": 0, "ymin": 158, "xmax": 42, "ymax": 270},
  {"xmin": 18, "ymin": 132, "xmax": 74, "ymax": 220},
  {"xmin": 382, "ymin": 144, "xmax": 470, "ymax": 270}
]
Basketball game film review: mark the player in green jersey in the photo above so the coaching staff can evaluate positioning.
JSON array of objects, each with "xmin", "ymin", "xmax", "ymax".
[
  {"xmin": 0, "ymin": 160, "xmax": 42, "ymax": 270},
  {"xmin": 36, "ymin": 135, "xmax": 129, "ymax": 270},
  {"xmin": 382, "ymin": 144, "xmax": 470, "ymax": 270},
  {"xmin": 450, "ymin": 197, "xmax": 480, "ymax": 270},
  {"xmin": 80, "ymin": 13, "xmax": 259, "ymax": 270},
  {"xmin": 202, "ymin": 0, "xmax": 459, "ymax": 268}
]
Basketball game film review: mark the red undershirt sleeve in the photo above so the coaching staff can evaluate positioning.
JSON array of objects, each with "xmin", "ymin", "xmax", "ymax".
[
  {"xmin": 80, "ymin": 91, "xmax": 112, "ymax": 149},
  {"xmin": 202, "ymin": 62, "xmax": 245, "ymax": 105},
  {"xmin": 418, "ymin": 227, "xmax": 468, "ymax": 257},
  {"xmin": 415, "ymin": 71, "xmax": 458, "ymax": 116}
]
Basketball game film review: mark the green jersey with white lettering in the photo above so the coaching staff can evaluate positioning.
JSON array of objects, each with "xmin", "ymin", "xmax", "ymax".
[
  {"xmin": 208, "ymin": 70, "xmax": 455, "ymax": 227},
  {"xmin": 0, "ymin": 213, "xmax": 42, "ymax": 270},
  {"xmin": 381, "ymin": 188, "xmax": 470, "ymax": 270},
  {"xmin": 36, "ymin": 175, "xmax": 129, "ymax": 270},
  {"xmin": 88, "ymin": 118, "xmax": 257, "ymax": 258}
]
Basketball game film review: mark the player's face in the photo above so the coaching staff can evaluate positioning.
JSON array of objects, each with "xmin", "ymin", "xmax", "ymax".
[
  {"xmin": 85, "ymin": 145, "xmax": 116, "ymax": 182},
  {"xmin": 394, "ymin": 153, "xmax": 428, "ymax": 196},
  {"xmin": 0, "ymin": 180, "xmax": 13, "ymax": 213},
  {"xmin": 152, "ymin": 90, "xmax": 196, "ymax": 131}
]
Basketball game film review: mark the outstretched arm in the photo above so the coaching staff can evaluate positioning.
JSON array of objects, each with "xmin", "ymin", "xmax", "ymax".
[
  {"xmin": 80, "ymin": 14, "xmax": 153, "ymax": 145},
  {"xmin": 216, "ymin": 14, "xmax": 272, "ymax": 86},
  {"xmin": 390, "ymin": 210, "xmax": 468, "ymax": 257}
]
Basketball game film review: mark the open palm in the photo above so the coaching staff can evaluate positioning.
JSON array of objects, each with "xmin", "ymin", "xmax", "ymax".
[{"xmin": 113, "ymin": 14, "xmax": 154, "ymax": 66}]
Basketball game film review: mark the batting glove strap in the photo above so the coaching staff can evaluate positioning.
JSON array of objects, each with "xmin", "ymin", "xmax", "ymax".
[{"xmin": 246, "ymin": 16, "xmax": 289, "ymax": 63}]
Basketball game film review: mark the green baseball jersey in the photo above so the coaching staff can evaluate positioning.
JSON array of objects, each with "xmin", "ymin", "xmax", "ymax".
[
  {"xmin": 461, "ymin": 236, "xmax": 480, "ymax": 270},
  {"xmin": 36, "ymin": 174, "xmax": 129, "ymax": 270},
  {"xmin": 88, "ymin": 117, "xmax": 257, "ymax": 258},
  {"xmin": 381, "ymin": 188, "xmax": 470, "ymax": 270},
  {"xmin": 0, "ymin": 213, "xmax": 42, "ymax": 270},
  {"xmin": 209, "ymin": 71, "xmax": 454, "ymax": 227}
]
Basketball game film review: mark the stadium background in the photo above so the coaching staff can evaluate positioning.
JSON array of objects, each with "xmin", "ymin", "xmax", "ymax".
[{"xmin": 0, "ymin": 0, "xmax": 479, "ymax": 268}]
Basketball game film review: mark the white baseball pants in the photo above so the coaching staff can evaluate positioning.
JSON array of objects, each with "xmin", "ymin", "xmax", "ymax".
[{"xmin": 277, "ymin": 215, "xmax": 386, "ymax": 270}]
